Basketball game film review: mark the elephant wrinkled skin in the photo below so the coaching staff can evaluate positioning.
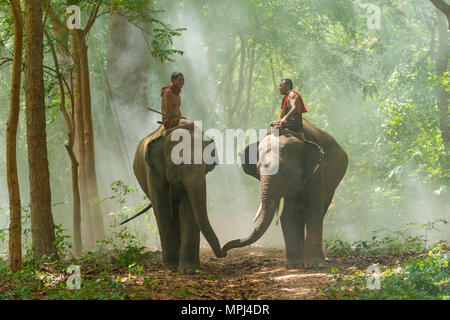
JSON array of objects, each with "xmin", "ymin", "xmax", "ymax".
[
  {"xmin": 222, "ymin": 119, "xmax": 348, "ymax": 268},
  {"xmin": 133, "ymin": 125, "xmax": 224, "ymax": 274}
]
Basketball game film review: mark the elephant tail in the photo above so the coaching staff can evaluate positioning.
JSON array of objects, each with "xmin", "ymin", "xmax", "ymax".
[{"xmin": 120, "ymin": 203, "xmax": 153, "ymax": 225}]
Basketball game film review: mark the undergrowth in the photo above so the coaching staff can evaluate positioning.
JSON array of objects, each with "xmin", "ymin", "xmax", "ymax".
[{"xmin": 323, "ymin": 243, "xmax": 449, "ymax": 300}]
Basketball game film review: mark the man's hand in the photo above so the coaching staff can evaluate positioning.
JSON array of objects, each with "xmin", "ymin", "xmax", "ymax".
[
  {"xmin": 279, "ymin": 118, "xmax": 288, "ymax": 128},
  {"xmin": 272, "ymin": 118, "xmax": 287, "ymax": 128},
  {"xmin": 270, "ymin": 119, "xmax": 287, "ymax": 129},
  {"xmin": 270, "ymin": 120, "xmax": 280, "ymax": 127},
  {"xmin": 179, "ymin": 118, "xmax": 194, "ymax": 129}
]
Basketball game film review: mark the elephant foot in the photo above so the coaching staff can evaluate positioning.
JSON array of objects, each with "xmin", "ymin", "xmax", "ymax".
[
  {"xmin": 164, "ymin": 263, "xmax": 178, "ymax": 272},
  {"xmin": 163, "ymin": 257, "xmax": 179, "ymax": 272},
  {"xmin": 177, "ymin": 263, "xmax": 199, "ymax": 275},
  {"xmin": 285, "ymin": 260, "xmax": 304, "ymax": 270},
  {"xmin": 304, "ymin": 256, "xmax": 327, "ymax": 269}
]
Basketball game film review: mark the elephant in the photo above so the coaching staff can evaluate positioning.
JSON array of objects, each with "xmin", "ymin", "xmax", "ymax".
[
  {"xmin": 133, "ymin": 125, "xmax": 224, "ymax": 274},
  {"xmin": 222, "ymin": 119, "xmax": 348, "ymax": 268}
]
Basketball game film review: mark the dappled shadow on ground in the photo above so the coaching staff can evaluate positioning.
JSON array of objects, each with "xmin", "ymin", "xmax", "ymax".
[
  {"xmin": 114, "ymin": 247, "xmax": 420, "ymax": 300},
  {"xmin": 0, "ymin": 247, "xmax": 421, "ymax": 300}
]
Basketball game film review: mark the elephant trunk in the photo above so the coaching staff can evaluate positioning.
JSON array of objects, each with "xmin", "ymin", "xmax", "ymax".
[
  {"xmin": 222, "ymin": 175, "xmax": 281, "ymax": 253},
  {"xmin": 184, "ymin": 175, "xmax": 225, "ymax": 258}
]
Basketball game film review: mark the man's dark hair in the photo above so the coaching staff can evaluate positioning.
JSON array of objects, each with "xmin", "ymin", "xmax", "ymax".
[
  {"xmin": 281, "ymin": 78, "xmax": 293, "ymax": 90},
  {"xmin": 171, "ymin": 72, "xmax": 184, "ymax": 81}
]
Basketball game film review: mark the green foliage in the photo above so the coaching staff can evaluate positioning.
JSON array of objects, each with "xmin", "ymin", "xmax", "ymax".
[
  {"xmin": 0, "ymin": 220, "xmax": 153, "ymax": 299},
  {"xmin": 326, "ymin": 219, "xmax": 448, "ymax": 257},
  {"xmin": 324, "ymin": 243, "xmax": 450, "ymax": 300},
  {"xmin": 0, "ymin": 0, "xmax": 449, "ymax": 300},
  {"xmin": 96, "ymin": 218, "xmax": 149, "ymax": 267},
  {"xmin": 53, "ymin": 224, "xmax": 74, "ymax": 258},
  {"xmin": 108, "ymin": 180, "xmax": 136, "ymax": 205},
  {"xmin": 326, "ymin": 234, "xmax": 426, "ymax": 257},
  {"xmin": 63, "ymin": 0, "xmax": 185, "ymax": 62}
]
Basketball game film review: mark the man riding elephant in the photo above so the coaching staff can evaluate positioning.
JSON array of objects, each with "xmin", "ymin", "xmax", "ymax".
[
  {"xmin": 270, "ymin": 79, "xmax": 307, "ymax": 133},
  {"xmin": 160, "ymin": 72, "xmax": 194, "ymax": 130}
]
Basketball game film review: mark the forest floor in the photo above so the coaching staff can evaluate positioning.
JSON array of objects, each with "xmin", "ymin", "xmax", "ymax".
[
  {"xmin": 0, "ymin": 246, "xmax": 426, "ymax": 300},
  {"xmin": 112, "ymin": 247, "xmax": 421, "ymax": 300}
]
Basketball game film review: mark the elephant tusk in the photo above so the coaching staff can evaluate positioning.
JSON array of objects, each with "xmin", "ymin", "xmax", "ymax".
[
  {"xmin": 252, "ymin": 203, "xmax": 263, "ymax": 223},
  {"xmin": 275, "ymin": 197, "xmax": 285, "ymax": 225}
]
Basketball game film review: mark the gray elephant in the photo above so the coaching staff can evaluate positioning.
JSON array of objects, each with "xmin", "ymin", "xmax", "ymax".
[
  {"xmin": 222, "ymin": 119, "xmax": 348, "ymax": 268},
  {"xmin": 133, "ymin": 125, "xmax": 224, "ymax": 274}
]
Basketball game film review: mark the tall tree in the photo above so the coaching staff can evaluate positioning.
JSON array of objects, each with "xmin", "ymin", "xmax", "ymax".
[
  {"xmin": 71, "ymin": 15, "xmax": 106, "ymax": 249},
  {"xmin": 44, "ymin": 1, "xmax": 105, "ymax": 250},
  {"xmin": 25, "ymin": 0, "xmax": 57, "ymax": 260},
  {"xmin": 430, "ymin": 0, "xmax": 450, "ymax": 28},
  {"xmin": 434, "ymin": 8, "xmax": 449, "ymax": 149},
  {"xmin": 43, "ymin": 26, "xmax": 82, "ymax": 257},
  {"xmin": 43, "ymin": 0, "xmax": 184, "ymax": 251},
  {"xmin": 6, "ymin": 0, "xmax": 23, "ymax": 272}
]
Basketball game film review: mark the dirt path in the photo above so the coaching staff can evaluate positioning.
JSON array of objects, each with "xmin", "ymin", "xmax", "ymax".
[
  {"xmin": 112, "ymin": 246, "xmax": 416, "ymax": 300},
  {"xmin": 1, "ymin": 246, "xmax": 421, "ymax": 299}
]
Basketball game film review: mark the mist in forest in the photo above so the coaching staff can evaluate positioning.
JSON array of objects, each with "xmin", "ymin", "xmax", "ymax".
[
  {"xmin": 0, "ymin": 0, "xmax": 448, "ymax": 257},
  {"xmin": 92, "ymin": 0, "xmax": 448, "ymax": 251}
]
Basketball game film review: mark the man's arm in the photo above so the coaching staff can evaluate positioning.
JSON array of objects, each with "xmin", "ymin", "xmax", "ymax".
[{"xmin": 280, "ymin": 92, "xmax": 299, "ymax": 126}]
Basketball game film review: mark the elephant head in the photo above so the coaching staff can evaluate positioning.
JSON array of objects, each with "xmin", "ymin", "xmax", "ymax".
[
  {"xmin": 139, "ymin": 126, "xmax": 224, "ymax": 258},
  {"xmin": 223, "ymin": 131, "xmax": 323, "ymax": 252}
]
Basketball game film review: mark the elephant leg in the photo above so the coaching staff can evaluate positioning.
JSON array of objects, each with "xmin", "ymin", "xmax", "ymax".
[
  {"xmin": 177, "ymin": 192, "xmax": 200, "ymax": 274},
  {"xmin": 280, "ymin": 198, "xmax": 305, "ymax": 269},
  {"xmin": 149, "ymin": 183, "xmax": 180, "ymax": 269},
  {"xmin": 304, "ymin": 180, "xmax": 325, "ymax": 266},
  {"xmin": 155, "ymin": 211, "xmax": 180, "ymax": 269},
  {"xmin": 322, "ymin": 191, "xmax": 335, "ymax": 216},
  {"xmin": 304, "ymin": 204, "xmax": 325, "ymax": 266}
]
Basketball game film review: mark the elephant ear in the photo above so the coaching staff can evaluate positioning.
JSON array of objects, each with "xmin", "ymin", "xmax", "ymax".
[
  {"xmin": 145, "ymin": 136, "xmax": 165, "ymax": 176},
  {"xmin": 239, "ymin": 141, "xmax": 260, "ymax": 180},
  {"xmin": 302, "ymin": 140, "xmax": 324, "ymax": 183},
  {"xmin": 203, "ymin": 135, "xmax": 219, "ymax": 174}
]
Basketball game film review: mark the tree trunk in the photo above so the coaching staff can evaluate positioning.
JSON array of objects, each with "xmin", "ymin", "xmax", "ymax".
[
  {"xmin": 7, "ymin": 0, "xmax": 23, "ymax": 273},
  {"xmin": 43, "ymin": 2, "xmax": 82, "ymax": 255},
  {"xmin": 242, "ymin": 46, "xmax": 256, "ymax": 128},
  {"xmin": 78, "ymin": 35, "xmax": 105, "ymax": 244},
  {"xmin": 44, "ymin": 22, "xmax": 83, "ymax": 257},
  {"xmin": 225, "ymin": 37, "xmax": 238, "ymax": 124},
  {"xmin": 71, "ymin": 30, "xmax": 94, "ymax": 250},
  {"xmin": 435, "ymin": 8, "xmax": 449, "ymax": 149},
  {"xmin": 430, "ymin": 0, "xmax": 450, "ymax": 29},
  {"xmin": 24, "ymin": 0, "xmax": 57, "ymax": 261},
  {"xmin": 230, "ymin": 34, "xmax": 247, "ymax": 124},
  {"xmin": 269, "ymin": 55, "xmax": 281, "ymax": 115}
]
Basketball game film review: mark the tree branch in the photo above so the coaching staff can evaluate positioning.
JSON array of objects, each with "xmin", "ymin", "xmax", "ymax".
[
  {"xmin": 84, "ymin": 2, "xmax": 101, "ymax": 35},
  {"xmin": 430, "ymin": 0, "xmax": 450, "ymax": 29}
]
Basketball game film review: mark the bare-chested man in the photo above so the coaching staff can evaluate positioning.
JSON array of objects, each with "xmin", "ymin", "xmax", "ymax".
[
  {"xmin": 270, "ymin": 78, "xmax": 307, "ymax": 132},
  {"xmin": 160, "ymin": 72, "xmax": 194, "ymax": 129}
]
